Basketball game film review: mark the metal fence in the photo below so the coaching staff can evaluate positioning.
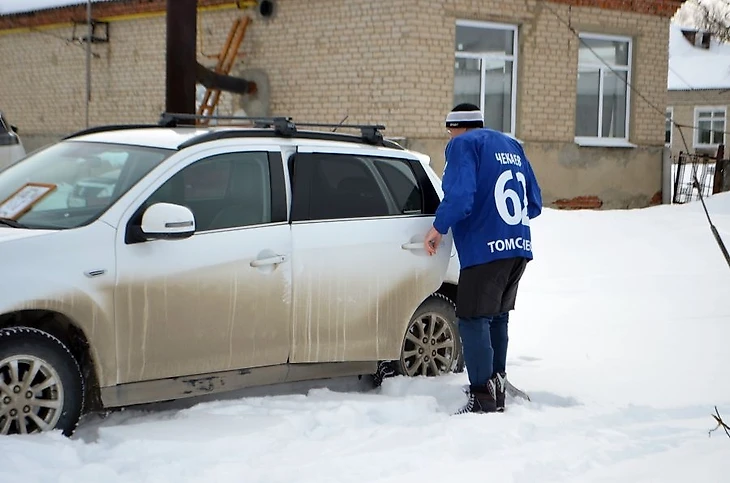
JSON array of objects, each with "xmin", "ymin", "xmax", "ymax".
[
  {"xmin": 671, "ymin": 146, "xmax": 727, "ymax": 204},
  {"xmin": 672, "ymin": 153, "xmax": 716, "ymax": 203}
]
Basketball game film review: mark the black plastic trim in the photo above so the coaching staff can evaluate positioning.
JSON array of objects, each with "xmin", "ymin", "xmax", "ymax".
[
  {"xmin": 289, "ymin": 152, "xmax": 313, "ymax": 223},
  {"xmin": 408, "ymin": 160, "xmax": 441, "ymax": 215},
  {"xmin": 0, "ymin": 132, "xmax": 19, "ymax": 146},
  {"xmin": 63, "ymin": 124, "xmax": 161, "ymax": 140},
  {"xmin": 268, "ymin": 151, "xmax": 287, "ymax": 223}
]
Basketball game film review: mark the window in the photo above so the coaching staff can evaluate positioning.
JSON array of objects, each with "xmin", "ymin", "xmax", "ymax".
[
  {"xmin": 666, "ymin": 108, "xmax": 673, "ymax": 147},
  {"xmin": 454, "ymin": 20, "xmax": 518, "ymax": 136},
  {"xmin": 0, "ymin": 141, "xmax": 170, "ymax": 229},
  {"xmin": 575, "ymin": 33, "xmax": 632, "ymax": 144},
  {"xmin": 291, "ymin": 153, "xmax": 430, "ymax": 222},
  {"xmin": 694, "ymin": 107, "xmax": 726, "ymax": 148},
  {"xmin": 148, "ymin": 151, "xmax": 271, "ymax": 231},
  {"xmin": 303, "ymin": 154, "xmax": 390, "ymax": 220},
  {"xmin": 373, "ymin": 159, "xmax": 422, "ymax": 214}
]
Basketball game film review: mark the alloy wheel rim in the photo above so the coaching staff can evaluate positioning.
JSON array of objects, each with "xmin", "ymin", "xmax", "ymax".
[
  {"xmin": 401, "ymin": 312, "xmax": 456, "ymax": 377},
  {"xmin": 0, "ymin": 355, "xmax": 64, "ymax": 435}
]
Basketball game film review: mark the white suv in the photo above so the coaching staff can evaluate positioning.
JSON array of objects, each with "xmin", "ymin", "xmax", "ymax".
[{"xmin": 0, "ymin": 115, "xmax": 462, "ymax": 436}]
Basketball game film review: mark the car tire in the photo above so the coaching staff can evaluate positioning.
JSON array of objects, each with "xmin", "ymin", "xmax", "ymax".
[
  {"xmin": 0, "ymin": 327, "xmax": 84, "ymax": 436},
  {"xmin": 395, "ymin": 294, "xmax": 464, "ymax": 377}
]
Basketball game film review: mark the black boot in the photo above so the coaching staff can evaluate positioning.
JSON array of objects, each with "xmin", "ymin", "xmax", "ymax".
[
  {"xmin": 492, "ymin": 372, "xmax": 506, "ymax": 412},
  {"xmin": 372, "ymin": 361, "xmax": 395, "ymax": 387},
  {"xmin": 453, "ymin": 381, "xmax": 497, "ymax": 414}
]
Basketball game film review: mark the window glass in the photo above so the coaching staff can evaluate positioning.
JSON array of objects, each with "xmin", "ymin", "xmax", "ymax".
[
  {"xmin": 665, "ymin": 109, "xmax": 672, "ymax": 146},
  {"xmin": 307, "ymin": 154, "xmax": 390, "ymax": 220},
  {"xmin": 0, "ymin": 141, "xmax": 169, "ymax": 229},
  {"xmin": 373, "ymin": 159, "xmax": 422, "ymax": 214},
  {"xmin": 455, "ymin": 24, "xmax": 514, "ymax": 55},
  {"xmin": 695, "ymin": 109, "xmax": 726, "ymax": 146},
  {"xmin": 454, "ymin": 21, "xmax": 517, "ymax": 136},
  {"xmin": 148, "ymin": 151, "xmax": 271, "ymax": 231},
  {"xmin": 601, "ymin": 70, "xmax": 627, "ymax": 138},
  {"xmin": 575, "ymin": 34, "xmax": 632, "ymax": 140},
  {"xmin": 578, "ymin": 38, "xmax": 630, "ymax": 66},
  {"xmin": 575, "ymin": 70, "xmax": 600, "ymax": 137}
]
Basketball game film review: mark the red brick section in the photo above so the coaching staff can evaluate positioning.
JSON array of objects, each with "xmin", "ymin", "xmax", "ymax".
[
  {"xmin": 649, "ymin": 191, "xmax": 663, "ymax": 205},
  {"xmin": 0, "ymin": 0, "xmax": 234, "ymax": 30},
  {"xmin": 552, "ymin": 196, "xmax": 604, "ymax": 209},
  {"xmin": 548, "ymin": 0, "xmax": 685, "ymax": 17}
]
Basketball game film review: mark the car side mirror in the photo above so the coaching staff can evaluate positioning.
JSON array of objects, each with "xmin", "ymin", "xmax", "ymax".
[
  {"xmin": 10, "ymin": 125, "xmax": 19, "ymax": 134},
  {"xmin": 140, "ymin": 202, "xmax": 195, "ymax": 240}
]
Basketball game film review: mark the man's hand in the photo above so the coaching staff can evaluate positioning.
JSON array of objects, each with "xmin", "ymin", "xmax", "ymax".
[{"xmin": 424, "ymin": 226, "xmax": 442, "ymax": 256}]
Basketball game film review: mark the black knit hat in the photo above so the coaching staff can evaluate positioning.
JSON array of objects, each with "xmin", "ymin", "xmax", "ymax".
[{"xmin": 445, "ymin": 103, "xmax": 484, "ymax": 129}]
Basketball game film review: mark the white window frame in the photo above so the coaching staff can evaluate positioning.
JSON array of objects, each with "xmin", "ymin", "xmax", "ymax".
[
  {"xmin": 574, "ymin": 32, "xmax": 633, "ymax": 148},
  {"xmin": 665, "ymin": 107, "xmax": 673, "ymax": 148},
  {"xmin": 693, "ymin": 106, "xmax": 726, "ymax": 149},
  {"xmin": 454, "ymin": 19, "xmax": 519, "ymax": 137}
]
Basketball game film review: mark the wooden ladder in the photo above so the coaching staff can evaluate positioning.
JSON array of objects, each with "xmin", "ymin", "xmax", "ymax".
[{"xmin": 196, "ymin": 16, "xmax": 250, "ymax": 125}]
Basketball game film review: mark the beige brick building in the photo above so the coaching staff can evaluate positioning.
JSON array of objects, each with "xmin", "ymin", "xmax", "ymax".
[
  {"xmin": 0, "ymin": 0, "xmax": 683, "ymax": 208},
  {"xmin": 666, "ymin": 23, "xmax": 730, "ymax": 159}
]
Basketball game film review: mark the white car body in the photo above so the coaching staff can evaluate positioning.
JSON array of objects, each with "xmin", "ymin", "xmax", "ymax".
[
  {"xmin": 410, "ymin": 150, "xmax": 461, "ymax": 286},
  {"xmin": 0, "ymin": 124, "xmax": 457, "ymax": 414}
]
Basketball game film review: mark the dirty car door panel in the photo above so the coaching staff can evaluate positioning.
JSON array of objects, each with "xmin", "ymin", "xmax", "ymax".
[
  {"xmin": 289, "ymin": 149, "xmax": 451, "ymax": 364},
  {"xmin": 114, "ymin": 149, "xmax": 291, "ymax": 383}
]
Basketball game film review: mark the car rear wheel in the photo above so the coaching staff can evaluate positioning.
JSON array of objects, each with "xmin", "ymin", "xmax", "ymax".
[
  {"xmin": 396, "ymin": 295, "xmax": 463, "ymax": 377},
  {"xmin": 0, "ymin": 327, "xmax": 84, "ymax": 436}
]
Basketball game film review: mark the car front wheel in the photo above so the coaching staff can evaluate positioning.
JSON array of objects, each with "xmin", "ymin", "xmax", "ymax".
[
  {"xmin": 0, "ymin": 327, "xmax": 84, "ymax": 436},
  {"xmin": 396, "ymin": 295, "xmax": 463, "ymax": 377}
]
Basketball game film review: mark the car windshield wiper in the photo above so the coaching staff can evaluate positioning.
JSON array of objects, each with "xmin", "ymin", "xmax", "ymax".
[{"xmin": 0, "ymin": 218, "xmax": 28, "ymax": 228}]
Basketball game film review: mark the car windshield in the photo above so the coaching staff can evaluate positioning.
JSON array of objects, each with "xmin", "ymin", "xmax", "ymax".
[{"xmin": 0, "ymin": 140, "xmax": 172, "ymax": 229}]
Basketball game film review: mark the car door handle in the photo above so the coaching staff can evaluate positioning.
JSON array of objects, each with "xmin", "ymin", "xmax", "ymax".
[
  {"xmin": 250, "ymin": 255, "xmax": 287, "ymax": 267},
  {"xmin": 401, "ymin": 242, "xmax": 424, "ymax": 250}
]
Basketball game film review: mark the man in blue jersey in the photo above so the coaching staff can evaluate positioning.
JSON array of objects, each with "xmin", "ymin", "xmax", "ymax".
[{"xmin": 424, "ymin": 103, "xmax": 542, "ymax": 414}]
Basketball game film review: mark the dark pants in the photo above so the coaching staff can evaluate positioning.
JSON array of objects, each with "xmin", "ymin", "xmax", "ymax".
[
  {"xmin": 456, "ymin": 257, "xmax": 527, "ymax": 387},
  {"xmin": 459, "ymin": 312, "xmax": 508, "ymax": 387}
]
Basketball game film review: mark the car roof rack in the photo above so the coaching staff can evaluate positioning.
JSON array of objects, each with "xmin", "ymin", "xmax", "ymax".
[
  {"xmin": 160, "ymin": 113, "xmax": 399, "ymax": 149},
  {"xmin": 177, "ymin": 128, "xmax": 404, "ymax": 150},
  {"xmin": 61, "ymin": 113, "xmax": 403, "ymax": 150},
  {"xmin": 158, "ymin": 112, "xmax": 298, "ymax": 137}
]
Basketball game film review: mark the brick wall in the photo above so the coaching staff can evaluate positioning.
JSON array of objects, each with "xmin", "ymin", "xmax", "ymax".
[
  {"xmin": 667, "ymin": 89, "xmax": 729, "ymax": 157},
  {"xmin": 0, "ymin": 0, "xmax": 678, "ymax": 207},
  {"xmin": 0, "ymin": 15, "xmax": 167, "ymax": 134}
]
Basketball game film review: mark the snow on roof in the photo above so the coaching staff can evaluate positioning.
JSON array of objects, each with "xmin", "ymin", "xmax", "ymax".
[
  {"xmin": 0, "ymin": 0, "xmax": 114, "ymax": 16},
  {"xmin": 668, "ymin": 22, "xmax": 730, "ymax": 90}
]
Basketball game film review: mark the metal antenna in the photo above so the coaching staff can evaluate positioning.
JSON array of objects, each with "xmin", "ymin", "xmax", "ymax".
[{"xmin": 332, "ymin": 115, "xmax": 348, "ymax": 132}]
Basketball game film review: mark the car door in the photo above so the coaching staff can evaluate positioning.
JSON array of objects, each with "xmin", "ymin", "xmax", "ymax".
[
  {"xmin": 114, "ymin": 146, "xmax": 292, "ymax": 383},
  {"xmin": 288, "ymin": 146, "xmax": 452, "ymax": 364}
]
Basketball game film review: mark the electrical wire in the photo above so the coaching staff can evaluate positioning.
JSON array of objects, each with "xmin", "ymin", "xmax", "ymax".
[{"xmin": 540, "ymin": 1, "xmax": 730, "ymax": 268}]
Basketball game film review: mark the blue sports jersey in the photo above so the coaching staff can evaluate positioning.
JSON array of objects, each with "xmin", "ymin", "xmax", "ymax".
[{"xmin": 433, "ymin": 128, "xmax": 543, "ymax": 269}]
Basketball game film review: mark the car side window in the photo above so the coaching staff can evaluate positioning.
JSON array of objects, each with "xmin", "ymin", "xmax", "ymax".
[
  {"xmin": 291, "ymin": 152, "xmax": 431, "ymax": 221},
  {"xmin": 300, "ymin": 154, "xmax": 389, "ymax": 220},
  {"xmin": 373, "ymin": 158, "xmax": 423, "ymax": 215},
  {"xmin": 148, "ymin": 151, "xmax": 272, "ymax": 231}
]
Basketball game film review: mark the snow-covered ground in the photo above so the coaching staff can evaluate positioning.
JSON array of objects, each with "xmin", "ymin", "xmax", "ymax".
[{"xmin": 4, "ymin": 195, "xmax": 730, "ymax": 482}]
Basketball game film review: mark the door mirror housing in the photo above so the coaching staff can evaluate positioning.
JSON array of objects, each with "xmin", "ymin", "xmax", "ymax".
[{"xmin": 140, "ymin": 203, "xmax": 195, "ymax": 240}]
